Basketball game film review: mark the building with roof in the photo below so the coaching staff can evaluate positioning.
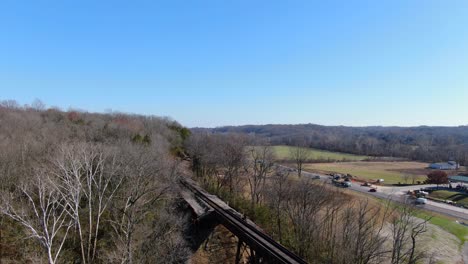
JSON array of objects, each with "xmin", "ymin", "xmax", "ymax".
[
  {"xmin": 448, "ymin": 175, "xmax": 468, "ymax": 183},
  {"xmin": 429, "ymin": 161, "xmax": 459, "ymax": 170}
]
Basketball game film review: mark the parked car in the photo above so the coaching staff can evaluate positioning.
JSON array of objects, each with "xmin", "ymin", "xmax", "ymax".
[
  {"xmin": 342, "ymin": 181, "xmax": 352, "ymax": 188},
  {"xmin": 312, "ymin": 175, "xmax": 321, "ymax": 180},
  {"xmin": 419, "ymin": 191, "xmax": 429, "ymax": 197},
  {"xmin": 415, "ymin": 198, "xmax": 427, "ymax": 204},
  {"xmin": 369, "ymin": 188, "xmax": 377, "ymax": 192}
]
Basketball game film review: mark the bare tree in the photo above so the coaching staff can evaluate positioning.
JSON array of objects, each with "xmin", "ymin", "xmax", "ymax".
[
  {"xmin": 339, "ymin": 200, "xmax": 390, "ymax": 264},
  {"xmin": 0, "ymin": 99, "xmax": 20, "ymax": 109},
  {"xmin": 0, "ymin": 173, "xmax": 72, "ymax": 264},
  {"xmin": 401, "ymin": 174, "xmax": 410, "ymax": 184},
  {"xmin": 245, "ymin": 146, "xmax": 275, "ymax": 208},
  {"xmin": 0, "ymin": 104, "xmax": 192, "ymax": 262},
  {"xmin": 390, "ymin": 201, "xmax": 431, "ymax": 264},
  {"xmin": 266, "ymin": 167, "xmax": 291, "ymax": 243},
  {"xmin": 219, "ymin": 134, "xmax": 247, "ymax": 194},
  {"xmin": 31, "ymin": 99, "xmax": 46, "ymax": 111},
  {"xmin": 185, "ymin": 133, "xmax": 223, "ymax": 193},
  {"xmin": 410, "ymin": 174, "xmax": 419, "ymax": 185},
  {"xmin": 282, "ymin": 180, "xmax": 391, "ymax": 264},
  {"xmin": 289, "ymin": 142, "xmax": 310, "ymax": 177},
  {"xmin": 108, "ymin": 143, "xmax": 173, "ymax": 264},
  {"xmin": 185, "ymin": 133, "xmax": 211, "ymax": 178},
  {"xmin": 137, "ymin": 206, "xmax": 190, "ymax": 264},
  {"xmin": 316, "ymin": 199, "xmax": 343, "ymax": 263},
  {"xmin": 51, "ymin": 144, "xmax": 123, "ymax": 264},
  {"xmin": 284, "ymin": 179, "xmax": 331, "ymax": 258}
]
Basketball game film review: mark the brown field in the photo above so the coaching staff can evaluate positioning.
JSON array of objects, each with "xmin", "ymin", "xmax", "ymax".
[{"xmin": 303, "ymin": 161, "xmax": 464, "ymax": 185}]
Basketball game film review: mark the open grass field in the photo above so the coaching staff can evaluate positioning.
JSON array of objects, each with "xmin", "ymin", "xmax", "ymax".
[
  {"xmin": 430, "ymin": 190, "xmax": 468, "ymax": 207},
  {"xmin": 271, "ymin": 145, "xmax": 369, "ymax": 161},
  {"xmin": 303, "ymin": 161, "xmax": 430, "ymax": 184}
]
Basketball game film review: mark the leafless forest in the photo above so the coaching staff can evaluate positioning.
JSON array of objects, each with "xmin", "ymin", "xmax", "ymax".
[
  {"xmin": 0, "ymin": 100, "xmax": 191, "ymax": 263},
  {"xmin": 199, "ymin": 124, "xmax": 468, "ymax": 164},
  {"xmin": 186, "ymin": 133, "xmax": 435, "ymax": 264},
  {"xmin": 0, "ymin": 100, "xmax": 438, "ymax": 264}
]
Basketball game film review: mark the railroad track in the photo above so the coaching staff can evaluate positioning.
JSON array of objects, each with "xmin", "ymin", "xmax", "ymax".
[{"xmin": 181, "ymin": 178, "xmax": 307, "ymax": 264}]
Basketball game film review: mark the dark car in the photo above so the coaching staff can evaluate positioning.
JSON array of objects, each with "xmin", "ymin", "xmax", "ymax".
[{"xmin": 369, "ymin": 188, "xmax": 377, "ymax": 192}]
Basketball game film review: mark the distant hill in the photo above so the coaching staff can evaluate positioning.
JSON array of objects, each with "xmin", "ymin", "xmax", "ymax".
[{"xmin": 193, "ymin": 124, "xmax": 468, "ymax": 165}]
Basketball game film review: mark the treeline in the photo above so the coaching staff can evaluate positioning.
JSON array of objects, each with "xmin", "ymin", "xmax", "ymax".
[
  {"xmin": 185, "ymin": 133, "xmax": 435, "ymax": 264},
  {"xmin": 0, "ymin": 100, "xmax": 191, "ymax": 263},
  {"xmin": 195, "ymin": 124, "xmax": 468, "ymax": 164}
]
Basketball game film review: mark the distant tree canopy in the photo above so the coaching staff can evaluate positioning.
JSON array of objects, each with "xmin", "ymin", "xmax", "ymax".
[
  {"xmin": 194, "ymin": 124, "xmax": 468, "ymax": 165},
  {"xmin": 426, "ymin": 170, "xmax": 449, "ymax": 185}
]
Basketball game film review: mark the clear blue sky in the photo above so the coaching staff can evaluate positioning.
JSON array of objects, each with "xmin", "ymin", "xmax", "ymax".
[{"xmin": 1, "ymin": 0, "xmax": 468, "ymax": 127}]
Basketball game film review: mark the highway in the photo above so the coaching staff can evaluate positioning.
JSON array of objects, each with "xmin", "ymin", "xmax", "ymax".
[
  {"xmin": 279, "ymin": 165, "xmax": 468, "ymax": 221},
  {"xmin": 345, "ymin": 179, "xmax": 468, "ymax": 221}
]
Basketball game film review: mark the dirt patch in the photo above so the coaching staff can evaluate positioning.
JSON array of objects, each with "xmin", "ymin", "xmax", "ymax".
[
  {"xmin": 462, "ymin": 242, "xmax": 468, "ymax": 264},
  {"xmin": 387, "ymin": 168, "xmax": 432, "ymax": 175},
  {"xmin": 387, "ymin": 168, "xmax": 464, "ymax": 177},
  {"xmin": 304, "ymin": 161, "xmax": 433, "ymax": 184}
]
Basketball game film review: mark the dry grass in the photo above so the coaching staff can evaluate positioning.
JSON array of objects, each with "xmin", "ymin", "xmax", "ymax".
[
  {"xmin": 271, "ymin": 145, "xmax": 369, "ymax": 161},
  {"xmin": 304, "ymin": 161, "xmax": 466, "ymax": 185},
  {"xmin": 379, "ymin": 219, "xmax": 464, "ymax": 264},
  {"xmin": 304, "ymin": 161, "xmax": 432, "ymax": 184}
]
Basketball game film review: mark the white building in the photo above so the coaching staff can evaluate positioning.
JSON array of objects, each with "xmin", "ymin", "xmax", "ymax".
[{"xmin": 429, "ymin": 161, "xmax": 459, "ymax": 170}]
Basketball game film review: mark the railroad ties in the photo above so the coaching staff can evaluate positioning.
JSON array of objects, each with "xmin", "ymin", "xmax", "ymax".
[{"xmin": 180, "ymin": 178, "xmax": 308, "ymax": 264}]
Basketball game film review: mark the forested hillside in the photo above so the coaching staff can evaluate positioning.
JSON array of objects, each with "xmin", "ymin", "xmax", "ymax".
[
  {"xmin": 0, "ymin": 100, "xmax": 191, "ymax": 263},
  {"xmin": 197, "ymin": 124, "xmax": 468, "ymax": 164}
]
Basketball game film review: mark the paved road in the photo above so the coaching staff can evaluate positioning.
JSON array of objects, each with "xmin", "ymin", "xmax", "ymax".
[
  {"xmin": 345, "ymin": 181, "xmax": 468, "ymax": 221},
  {"xmin": 279, "ymin": 165, "xmax": 468, "ymax": 221}
]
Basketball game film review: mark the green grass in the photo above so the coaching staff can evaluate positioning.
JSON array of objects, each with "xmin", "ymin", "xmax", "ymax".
[
  {"xmin": 304, "ymin": 162, "xmax": 427, "ymax": 185},
  {"xmin": 372, "ymin": 197, "xmax": 468, "ymax": 245},
  {"xmin": 430, "ymin": 190, "xmax": 468, "ymax": 207},
  {"xmin": 416, "ymin": 210, "xmax": 468, "ymax": 245},
  {"xmin": 271, "ymin": 145, "xmax": 369, "ymax": 161}
]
